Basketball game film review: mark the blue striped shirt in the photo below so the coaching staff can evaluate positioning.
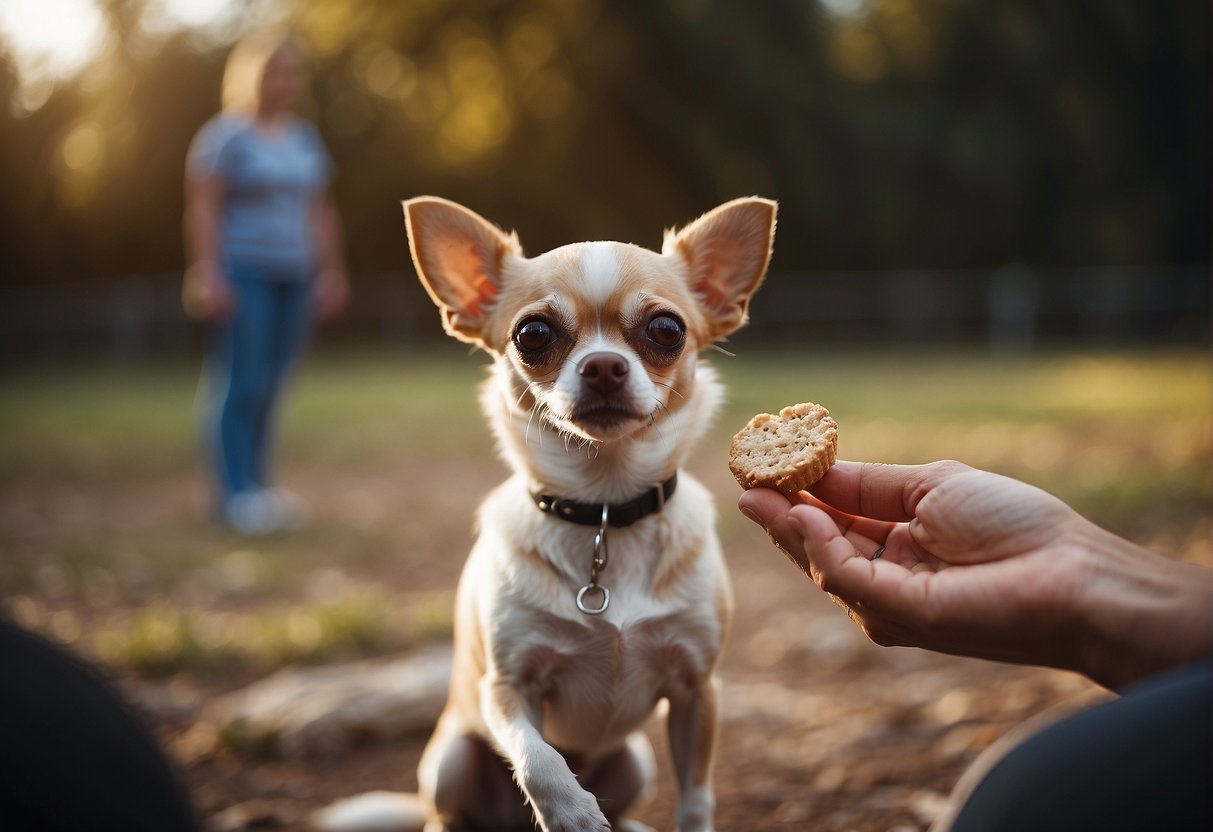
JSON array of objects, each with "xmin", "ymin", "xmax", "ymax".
[{"xmin": 188, "ymin": 114, "xmax": 332, "ymax": 278}]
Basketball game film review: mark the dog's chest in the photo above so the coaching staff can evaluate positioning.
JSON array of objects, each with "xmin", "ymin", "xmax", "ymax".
[{"xmin": 505, "ymin": 612, "xmax": 710, "ymax": 751}]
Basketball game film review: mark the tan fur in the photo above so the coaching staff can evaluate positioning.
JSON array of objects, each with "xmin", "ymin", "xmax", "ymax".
[{"xmin": 395, "ymin": 196, "xmax": 776, "ymax": 832}]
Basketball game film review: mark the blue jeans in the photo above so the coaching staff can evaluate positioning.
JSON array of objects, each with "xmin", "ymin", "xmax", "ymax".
[{"xmin": 207, "ymin": 265, "xmax": 312, "ymax": 506}]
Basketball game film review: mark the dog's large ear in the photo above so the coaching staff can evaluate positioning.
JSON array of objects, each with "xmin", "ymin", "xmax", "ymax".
[
  {"xmin": 664, "ymin": 197, "xmax": 777, "ymax": 341},
  {"xmin": 403, "ymin": 196, "xmax": 522, "ymax": 343}
]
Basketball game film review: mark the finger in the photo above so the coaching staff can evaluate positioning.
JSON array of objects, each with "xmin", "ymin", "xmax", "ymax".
[
  {"xmin": 788, "ymin": 503, "xmax": 931, "ymax": 622},
  {"xmin": 796, "ymin": 492, "xmax": 898, "ymax": 545},
  {"xmin": 738, "ymin": 489, "xmax": 811, "ymax": 576},
  {"xmin": 808, "ymin": 459, "xmax": 973, "ymax": 522},
  {"xmin": 738, "ymin": 488, "xmax": 792, "ymax": 527},
  {"xmin": 846, "ymin": 606, "xmax": 914, "ymax": 649},
  {"xmin": 789, "ymin": 501, "xmax": 887, "ymax": 563}
]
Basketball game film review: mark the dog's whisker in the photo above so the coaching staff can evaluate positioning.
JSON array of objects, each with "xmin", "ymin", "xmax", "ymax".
[
  {"xmin": 652, "ymin": 379, "xmax": 686, "ymax": 400},
  {"xmin": 525, "ymin": 402, "xmax": 540, "ymax": 448},
  {"xmin": 649, "ymin": 419, "xmax": 666, "ymax": 445},
  {"xmin": 522, "ymin": 384, "xmax": 561, "ymax": 449},
  {"xmin": 516, "ymin": 378, "xmax": 557, "ymax": 411}
]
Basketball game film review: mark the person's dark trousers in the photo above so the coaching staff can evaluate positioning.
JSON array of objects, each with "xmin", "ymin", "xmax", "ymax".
[
  {"xmin": 0, "ymin": 617, "xmax": 201, "ymax": 831},
  {"xmin": 949, "ymin": 658, "xmax": 1212, "ymax": 831}
]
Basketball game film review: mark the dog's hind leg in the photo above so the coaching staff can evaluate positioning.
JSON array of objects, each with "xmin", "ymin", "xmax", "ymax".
[
  {"xmin": 420, "ymin": 725, "xmax": 535, "ymax": 831},
  {"xmin": 667, "ymin": 676, "xmax": 722, "ymax": 832}
]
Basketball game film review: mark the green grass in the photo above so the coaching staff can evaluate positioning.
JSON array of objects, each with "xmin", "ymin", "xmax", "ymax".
[
  {"xmin": 2, "ymin": 347, "xmax": 1209, "ymax": 675},
  {"xmin": 710, "ymin": 349, "xmax": 1212, "ymax": 532},
  {"xmin": 4, "ymin": 348, "xmax": 1207, "ymax": 480},
  {"xmin": 0, "ymin": 350, "xmax": 491, "ymax": 483},
  {"xmin": 713, "ymin": 348, "xmax": 1210, "ymax": 425},
  {"xmin": 88, "ymin": 587, "xmax": 454, "ymax": 677}
]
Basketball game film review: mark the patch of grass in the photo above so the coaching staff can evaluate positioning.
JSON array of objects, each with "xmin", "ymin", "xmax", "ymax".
[
  {"xmin": 712, "ymin": 349, "xmax": 1211, "ymax": 427},
  {"xmin": 87, "ymin": 587, "xmax": 453, "ymax": 677},
  {"xmin": 708, "ymin": 349, "xmax": 1212, "ymax": 538},
  {"xmin": 283, "ymin": 352, "xmax": 491, "ymax": 466},
  {"xmin": 0, "ymin": 351, "xmax": 490, "ymax": 484},
  {"xmin": 94, "ymin": 603, "xmax": 214, "ymax": 677},
  {"xmin": 0, "ymin": 363, "xmax": 200, "ymax": 482}
]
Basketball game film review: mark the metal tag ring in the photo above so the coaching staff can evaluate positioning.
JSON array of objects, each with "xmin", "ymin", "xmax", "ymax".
[{"xmin": 576, "ymin": 583, "xmax": 610, "ymax": 615}]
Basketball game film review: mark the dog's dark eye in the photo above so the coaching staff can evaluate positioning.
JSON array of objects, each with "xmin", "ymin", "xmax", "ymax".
[
  {"xmin": 645, "ymin": 315, "xmax": 685, "ymax": 349},
  {"xmin": 514, "ymin": 318, "xmax": 555, "ymax": 353}
]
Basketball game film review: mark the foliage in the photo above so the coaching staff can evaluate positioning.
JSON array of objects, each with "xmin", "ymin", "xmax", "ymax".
[{"xmin": 0, "ymin": 0, "xmax": 1208, "ymax": 288}]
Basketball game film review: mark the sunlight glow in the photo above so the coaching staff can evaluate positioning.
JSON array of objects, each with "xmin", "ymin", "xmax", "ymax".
[
  {"xmin": 0, "ymin": 0, "xmax": 106, "ymax": 80},
  {"xmin": 0, "ymin": 0, "xmax": 241, "ymax": 113},
  {"xmin": 159, "ymin": 0, "xmax": 236, "ymax": 29},
  {"xmin": 139, "ymin": 0, "xmax": 243, "ymax": 39},
  {"xmin": 819, "ymin": 0, "xmax": 869, "ymax": 17}
]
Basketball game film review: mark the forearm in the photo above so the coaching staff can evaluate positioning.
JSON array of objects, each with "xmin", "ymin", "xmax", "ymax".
[
  {"xmin": 1076, "ymin": 525, "xmax": 1213, "ymax": 690},
  {"xmin": 313, "ymin": 196, "xmax": 348, "ymax": 277},
  {"xmin": 183, "ymin": 175, "xmax": 225, "ymax": 269},
  {"xmin": 184, "ymin": 206, "xmax": 218, "ymax": 267}
]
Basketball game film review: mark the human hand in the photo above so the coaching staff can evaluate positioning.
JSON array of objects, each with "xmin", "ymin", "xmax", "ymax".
[
  {"xmin": 312, "ymin": 268, "xmax": 349, "ymax": 321},
  {"xmin": 181, "ymin": 261, "xmax": 235, "ymax": 322},
  {"xmin": 739, "ymin": 460, "xmax": 1213, "ymax": 689}
]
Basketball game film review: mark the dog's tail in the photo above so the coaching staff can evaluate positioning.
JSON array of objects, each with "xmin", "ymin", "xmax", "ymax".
[{"xmin": 310, "ymin": 791, "xmax": 428, "ymax": 832}]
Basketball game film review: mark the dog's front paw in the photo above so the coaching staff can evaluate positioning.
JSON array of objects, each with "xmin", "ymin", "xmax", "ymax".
[
  {"xmin": 542, "ymin": 812, "xmax": 611, "ymax": 832},
  {"xmin": 538, "ymin": 792, "xmax": 611, "ymax": 832},
  {"xmin": 547, "ymin": 820, "xmax": 610, "ymax": 832}
]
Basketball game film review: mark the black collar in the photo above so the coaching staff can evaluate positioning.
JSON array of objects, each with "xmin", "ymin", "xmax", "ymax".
[{"xmin": 532, "ymin": 474, "xmax": 678, "ymax": 528}]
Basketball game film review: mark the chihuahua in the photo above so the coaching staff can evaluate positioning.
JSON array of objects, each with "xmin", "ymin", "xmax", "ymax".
[{"xmin": 324, "ymin": 196, "xmax": 776, "ymax": 832}]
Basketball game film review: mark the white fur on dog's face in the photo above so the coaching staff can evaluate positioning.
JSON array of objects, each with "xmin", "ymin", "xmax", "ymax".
[{"xmin": 494, "ymin": 241, "xmax": 708, "ymax": 443}]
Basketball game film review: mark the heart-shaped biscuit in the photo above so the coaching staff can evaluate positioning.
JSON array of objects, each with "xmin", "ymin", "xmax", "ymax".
[{"xmin": 729, "ymin": 403, "xmax": 839, "ymax": 494}]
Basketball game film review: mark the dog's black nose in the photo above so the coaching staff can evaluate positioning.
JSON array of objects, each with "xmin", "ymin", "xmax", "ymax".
[{"xmin": 579, "ymin": 352, "xmax": 629, "ymax": 395}]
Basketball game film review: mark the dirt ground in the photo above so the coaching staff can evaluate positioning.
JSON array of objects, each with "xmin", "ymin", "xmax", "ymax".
[{"xmin": 84, "ymin": 462, "xmax": 1113, "ymax": 832}]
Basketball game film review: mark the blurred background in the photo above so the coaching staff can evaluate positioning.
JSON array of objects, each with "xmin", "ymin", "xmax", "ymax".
[
  {"xmin": 1, "ymin": 0, "xmax": 1209, "ymax": 357},
  {"xmin": 0, "ymin": 2, "xmax": 1210, "ymax": 830}
]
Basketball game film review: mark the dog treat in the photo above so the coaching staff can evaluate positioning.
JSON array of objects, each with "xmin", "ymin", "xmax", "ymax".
[{"xmin": 729, "ymin": 403, "xmax": 839, "ymax": 494}]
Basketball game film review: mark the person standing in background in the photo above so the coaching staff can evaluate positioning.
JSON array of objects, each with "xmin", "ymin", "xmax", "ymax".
[{"xmin": 183, "ymin": 30, "xmax": 348, "ymax": 535}]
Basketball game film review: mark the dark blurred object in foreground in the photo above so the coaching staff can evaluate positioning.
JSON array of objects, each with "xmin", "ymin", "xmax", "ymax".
[{"xmin": 0, "ymin": 617, "xmax": 201, "ymax": 832}]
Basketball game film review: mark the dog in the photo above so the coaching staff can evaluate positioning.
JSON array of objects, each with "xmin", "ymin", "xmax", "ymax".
[{"xmin": 317, "ymin": 196, "xmax": 776, "ymax": 832}]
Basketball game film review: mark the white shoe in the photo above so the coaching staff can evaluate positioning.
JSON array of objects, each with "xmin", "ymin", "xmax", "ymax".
[
  {"xmin": 222, "ymin": 488, "xmax": 309, "ymax": 535},
  {"xmin": 222, "ymin": 490, "xmax": 281, "ymax": 536},
  {"xmin": 264, "ymin": 486, "xmax": 309, "ymax": 531}
]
